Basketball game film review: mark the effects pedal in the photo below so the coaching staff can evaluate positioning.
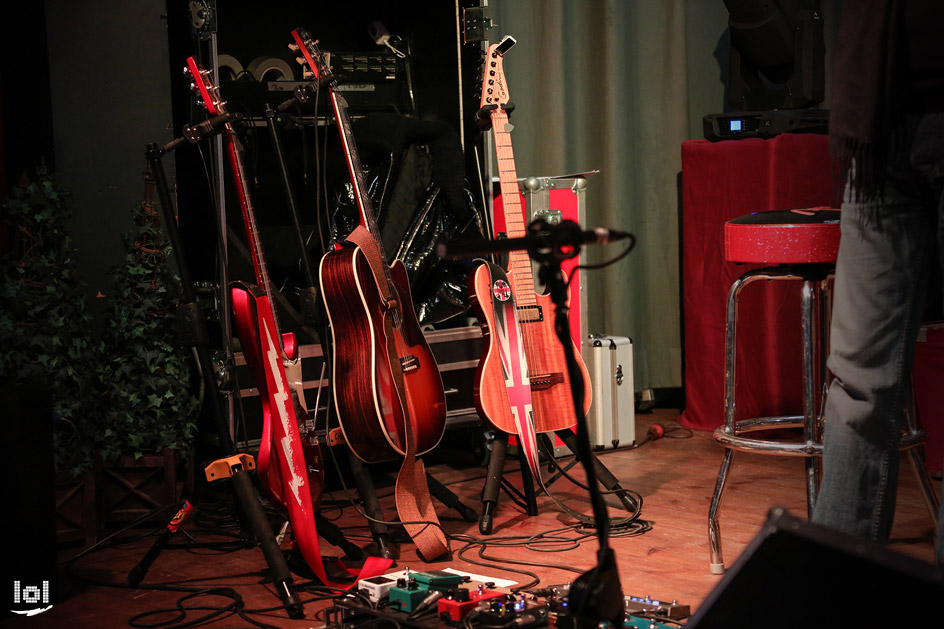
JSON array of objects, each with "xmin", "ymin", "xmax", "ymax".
[
  {"xmin": 413, "ymin": 570, "xmax": 466, "ymax": 592},
  {"xmin": 437, "ymin": 584, "xmax": 506, "ymax": 623},
  {"xmin": 473, "ymin": 594, "xmax": 548, "ymax": 629},
  {"xmin": 624, "ymin": 594, "xmax": 690, "ymax": 620},
  {"xmin": 388, "ymin": 570, "xmax": 466, "ymax": 613},
  {"xmin": 356, "ymin": 570, "xmax": 410, "ymax": 604}
]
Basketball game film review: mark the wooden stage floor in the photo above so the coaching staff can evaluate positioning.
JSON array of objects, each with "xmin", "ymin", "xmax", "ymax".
[{"xmin": 21, "ymin": 409, "xmax": 941, "ymax": 628}]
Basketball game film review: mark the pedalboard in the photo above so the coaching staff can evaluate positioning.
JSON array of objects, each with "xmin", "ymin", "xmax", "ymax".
[{"xmin": 337, "ymin": 576, "xmax": 690, "ymax": 628}]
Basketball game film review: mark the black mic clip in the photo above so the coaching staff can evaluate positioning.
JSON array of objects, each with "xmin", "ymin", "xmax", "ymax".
[
  {"xmin": 183, "ymin": 111, "xmax": 242, "ymax": 144},
  {"xmin": 156, "ymin": 112, "xmax": 242, "ymax": 155},
  {"xmin": 281, "ymin": 72, "xmax": 336, "ymax": 111},
  {"xmin": 528, "ymin": 218, "xmax": 584, "ymax": 263}
]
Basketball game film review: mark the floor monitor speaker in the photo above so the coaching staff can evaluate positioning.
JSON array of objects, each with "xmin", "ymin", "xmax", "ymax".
[{"xmin": 688, "ymin": 506, "xmax": 944, "ymax": 627}]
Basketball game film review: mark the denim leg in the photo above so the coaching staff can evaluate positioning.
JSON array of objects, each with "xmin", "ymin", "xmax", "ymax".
[{"xmin": 812, "ymin": 194, "xmax": 932, "ymax": 542}]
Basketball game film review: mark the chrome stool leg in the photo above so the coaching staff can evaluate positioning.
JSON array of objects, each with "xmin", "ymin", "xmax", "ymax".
[
  {"xmin": 708, "ymin": 448, "xmax": 734, "ymax": 574},
  {"xmin": 801, "ymin": 279, "xmax": 819, "ymax": 515},
  {"xmin": 903, "ymin": 384, "xmax": 941, "ymax": 530},
  {"xmin": 708, "ymin": 271, "xmax": 753, "ymax": 575},
  {"xmin": 710, "ymin": 268, "xmax": 829, "ymax": 574}
]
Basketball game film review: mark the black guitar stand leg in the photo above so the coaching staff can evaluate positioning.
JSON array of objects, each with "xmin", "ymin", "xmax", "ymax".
[
  {"xmin": 426, "ymin": 473, "xmax": 478, "ymax": 523},
  {"xmin": 538, "ymin": 432, "xmax": 581, "ymax": 488},
  {"xmin": 478, "ymin": 432, "xmax": 541, "ymax": 534},
  {"xmin": 479, "ymin": 431, "xmax": 507, "ymax": 534},
  {"xmin": 347, "ymin": 452, "xmax": 399, "ymax": 560},
  {"xmin": 130, "ymin": 140, "xmax": 304, "ymax": 619},
  {"xmin": 554, "ymin": 429, "xmax": 640, "ymax": 514},
  {"xmin": 315, "ymin": 513, "xmax": 364, "ymax": 561}
]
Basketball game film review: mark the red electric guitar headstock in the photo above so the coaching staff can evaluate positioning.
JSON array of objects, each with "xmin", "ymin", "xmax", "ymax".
[
  {"xmin": 289, "ymin": 27, "xmax": 329, "ymax": 84},
  {"xmin": 184, "ymin": 56, "xmax": 226, "ymax": 116},
  {"xmin": 479, "ymin": 35, "xmax": 516, "ymax": 109}
]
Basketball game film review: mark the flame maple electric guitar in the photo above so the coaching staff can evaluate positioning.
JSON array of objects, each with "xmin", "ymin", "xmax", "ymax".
[
  {"xmin": 184, "ymin": 57, "xmax": 391, "ymax": 585},
  {"xmin": 469, "ymin": 36, "xmax": 593, "ymax": 479},
  {"xmin": 290, "ymin": 29, "xmax": 450, "ymax": 560}
]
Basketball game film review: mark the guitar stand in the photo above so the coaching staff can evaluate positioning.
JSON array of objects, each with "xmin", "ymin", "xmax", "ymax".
[
  {"xmin": 427, "ymin": 472, "xmax": 480, "ymax": 523},
  {"xmin": 348, "ymin": 453, "xmax": 399, "ymax": 560},
  {"xmin": 128, "ymin": 136, "xmax": 305, "ymax": 619},
  {"xmin": 478, "ymin": 428, "xmax": 636, "ymax": 534}
]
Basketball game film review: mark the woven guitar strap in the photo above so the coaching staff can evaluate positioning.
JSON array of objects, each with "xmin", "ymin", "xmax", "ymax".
[{"xmin": 345, "ymin": 226, "xmax": 449, "ymax": 561}]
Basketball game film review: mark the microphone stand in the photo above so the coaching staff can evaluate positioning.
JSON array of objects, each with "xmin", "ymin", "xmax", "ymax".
[
  {"xmin": 131, "ymin": 115, "xmax": 305, "ymax": 619},
  {"xmin": 442, "ymin": 219, "xmax": 626, "ymax": 627}
]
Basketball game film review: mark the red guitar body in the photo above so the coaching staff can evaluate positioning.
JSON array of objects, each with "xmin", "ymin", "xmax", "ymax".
[
  {"xmin": 319, "ymin": 245, "xmax": 446, "ymax": 464},
  {"xmin": 230, "ymin": 283, "xmax": 324, "ymax": 509}
]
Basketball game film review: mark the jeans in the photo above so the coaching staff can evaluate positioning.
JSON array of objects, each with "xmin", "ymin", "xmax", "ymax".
[{"xmin": 811, "ymin": 112, "xmax": 944, "ymax": 565}]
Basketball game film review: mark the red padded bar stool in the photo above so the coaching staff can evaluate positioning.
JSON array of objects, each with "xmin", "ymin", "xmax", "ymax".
[{"xmin": 707, "ymin": 207, "xmax": 938, "ymax": 574}]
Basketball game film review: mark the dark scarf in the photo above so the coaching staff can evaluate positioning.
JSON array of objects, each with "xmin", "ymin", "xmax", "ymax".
[{"xmin": 829, "ymin": 0, "xmax": 907, "ymax": 202}]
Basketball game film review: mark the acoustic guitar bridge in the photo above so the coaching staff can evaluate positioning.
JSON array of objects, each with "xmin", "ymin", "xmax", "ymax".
[{"xmin": 529, "ymin": 373, "xmax": 565, "ymax": 391}]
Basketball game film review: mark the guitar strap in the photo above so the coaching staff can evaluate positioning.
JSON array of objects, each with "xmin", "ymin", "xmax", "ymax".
[{"xmin": 346, "ymin": 225, "xmax": 449, "ymax": 561}]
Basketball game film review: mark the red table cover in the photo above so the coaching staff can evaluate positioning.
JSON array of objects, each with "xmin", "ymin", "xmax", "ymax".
[
  {"xmin": 679, "ymin": 133, "xmax": 835, "ymax": 431},
  {"xmin": 914, "ymin": 323, "xmax": 944, "ymax": 473}
]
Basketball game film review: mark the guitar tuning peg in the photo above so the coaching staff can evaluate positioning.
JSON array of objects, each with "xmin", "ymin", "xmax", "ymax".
[
  {"xmin": 189, "ymin": 81, "xmax": 197, "ymax": 93},
  {"xmin": 302, "ymin": 69, "xmax": 314, "ymax": 79},
  {"xmin": 288, "ymin": 42, "xmax": 299, "ymax": 51},
  {"xmin": 296, "ymin": 56, "xmax": 307, "ymax": 66},
  {"xmin": 183, "ymin": 65, "xmax": 191, "ymax": 76}
]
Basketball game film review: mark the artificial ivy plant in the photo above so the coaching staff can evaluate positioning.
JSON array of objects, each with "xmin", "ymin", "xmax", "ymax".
[
  {"xmin": 0, "ymin": 169, "xmax": 102, "ymax": 476},
  {"xmin": 95, "ymin": 168, "xmax": 199, "ymax": 464}
]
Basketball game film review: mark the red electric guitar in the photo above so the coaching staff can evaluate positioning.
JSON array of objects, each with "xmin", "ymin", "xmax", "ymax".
[
  {"xmin": 185, "ymin": 57, "xmax": 392, "ymax": 585},
  {"xmin": 469, "ymin": 36, "xmax": 592, "ymax": 470},
  {"xmin": 289, "ymin": 29, "xmax": 447, "ymax": 465}
]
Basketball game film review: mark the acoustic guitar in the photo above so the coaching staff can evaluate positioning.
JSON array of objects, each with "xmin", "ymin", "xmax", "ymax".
[
  {"xmin": 289, "ymin": 29, "xmax": 447, "ymax": 465},
  {"xmin": 469, "ymin": 36, "xmax": 593, "ymax": 450}
]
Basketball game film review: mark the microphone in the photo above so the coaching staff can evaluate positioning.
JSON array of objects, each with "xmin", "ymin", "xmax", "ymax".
[
  {"xmin": 437, "ymin": 219, "xmax": 632, "ymax": 260},
  {"xmin": 580, "ymin": 226, "xmax": 633, "ymax": 245}
]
